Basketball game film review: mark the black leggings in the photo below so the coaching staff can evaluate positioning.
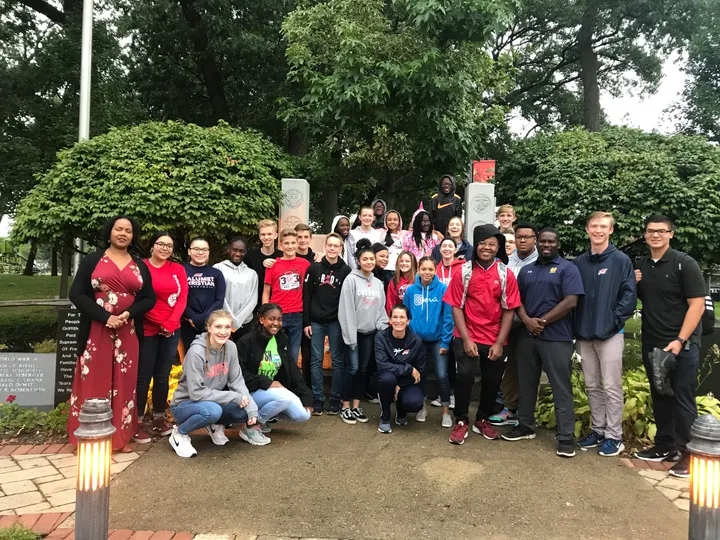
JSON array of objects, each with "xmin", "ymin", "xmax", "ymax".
[{"xmin": 136, "ymin": 331, "xmax": 180, "ymax": 417}]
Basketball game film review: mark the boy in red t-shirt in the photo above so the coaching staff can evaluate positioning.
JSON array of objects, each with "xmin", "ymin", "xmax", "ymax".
[
  {"xmin": 263, "ymin": 229, "xmax": 310, "ymax": 363},
  {"xmin": 443, "ymin": 224, "xmax": 520, "ymax": 445}
]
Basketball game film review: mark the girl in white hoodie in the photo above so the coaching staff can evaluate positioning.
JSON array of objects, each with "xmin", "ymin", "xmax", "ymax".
[{"xmin": 346, "ymin": 206, "xmax": 385, "ymax": 269}]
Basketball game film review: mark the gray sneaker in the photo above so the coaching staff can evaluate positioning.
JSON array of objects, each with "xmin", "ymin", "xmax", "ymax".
[
  {"xmin": 441, "ymin": 413, "xmax": 453, "ymax": 428},
  {"xmin": 378, "ymin": 421, "xmax": 392, "ymax": 434},
  {"xmin": 416, "ymin": 407, "xmax": 427, "ymax": 422},
  {"xmin": 239, "ymin": 425, "xmax": 271, "ymax": 446}
]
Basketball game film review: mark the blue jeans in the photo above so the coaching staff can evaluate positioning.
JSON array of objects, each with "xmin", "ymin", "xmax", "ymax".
[
  {"xmin": 137, "ymin": 330, "xmax": 180, "ymax": 416},
  {"xmin": 252, "ymin": 387, "xmax": 311, "ymax": 424},
  {"xmin": 343, "ymin": 332, "xmax": 376, "ymax": 402},
  {"xmin": 170, "ymin": 400, "xmax": 249, "ymax": 435},
  {"xmin": 282, "ymin": 312, "xmax": 303, "ymax": 364},
  {"xmin": 425, "ymin": 340, "xmax": 450, "ymax": 405},
  {"xmin": 310, "ymin": 321, "xmax": 344, "ymax": 403}
]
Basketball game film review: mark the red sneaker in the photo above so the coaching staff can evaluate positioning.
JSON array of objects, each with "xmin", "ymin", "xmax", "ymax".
[
  {"xmin": 449, "ymin": 421, "xmax": 469, "ymax": 445},
  {"xmin": 153, "ymin": 416, "xmax": 174, "ymax": 437},
  {"xmin": 472, "ymin": 419, "xmax": 499, "ymax": 440},
  {"xmin": 133, "ymin": 423, "xmax": 152, "ymax": 444}
]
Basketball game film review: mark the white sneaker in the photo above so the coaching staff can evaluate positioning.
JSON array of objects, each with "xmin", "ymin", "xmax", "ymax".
[
  {"xmin": 169, "ymin": 426, "xmax": 197, "ymax": 458},
  {"xmin": 205, "ymin": 424, "xmax": 229, "ymax": 446},
  {"xmin": 449, "ymin": 395, "xmax": 456, "ymax": 409},
  {"xmin": 441, "ymin": 413, "xmax": 453, "ymax": 428},
  {"xmin": 239, "ymin": 425, "xmax": 271, "ymax": 446},
  {"xmin": 416, "ymin": 407, "xmax": 427, "ymax": 422},
  {"xmin": 430, "ymin": 397, "xmax": 442, "ymax": 407}
]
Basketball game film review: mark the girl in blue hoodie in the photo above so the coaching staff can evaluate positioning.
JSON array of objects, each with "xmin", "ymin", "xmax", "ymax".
[{"xmin": 403, "ymin": 257, "xmax": 455, "ymax": 428}]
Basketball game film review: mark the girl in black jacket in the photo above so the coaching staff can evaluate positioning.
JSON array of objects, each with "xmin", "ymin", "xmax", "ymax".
[
  {"xmin": 374, "ymin": 305, "xmax": 426, "ymax": 434},
  {"xmin": 237, "ymin": 303, "xmax": 313, "ymax": 433}
]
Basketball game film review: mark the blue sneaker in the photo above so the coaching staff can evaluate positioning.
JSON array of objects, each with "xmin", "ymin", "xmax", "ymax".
[
  {"xmin": 577, "ymin": 431, "xmax": 605, "ymax": 449},
  {"xmin": 598, "ymin": 439, "xmax": 625, "ymax": 457},
  {"xmin": 327, "ymin": 400, "xmax": 341, "ymax": 415},
  {"xmin": 378, "ymin": 421, "xmax": 392, "ymax": 434},
  {"xmin": 312, "ymin": 400, "xmax": 324, "ymax": 416}
]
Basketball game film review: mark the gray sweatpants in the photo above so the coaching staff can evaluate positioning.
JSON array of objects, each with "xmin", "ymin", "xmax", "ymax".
[
  {"xmin": 576, "ymin": 334, "xmax": 625, "ymax": 441},
  {"xmin": 517, "ymin": 337, "xmax": 575, "ymax": 443}
]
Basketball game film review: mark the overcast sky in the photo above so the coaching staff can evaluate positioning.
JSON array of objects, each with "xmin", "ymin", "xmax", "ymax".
[{"xmin": 0, "ymin": 58, "xmax": 687, "ymax": 238}]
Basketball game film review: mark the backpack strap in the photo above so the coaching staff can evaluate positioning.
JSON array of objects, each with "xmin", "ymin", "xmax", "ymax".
[{"xmin": 459, "ymin": 260, "xmax": 473, "ymax": 309}]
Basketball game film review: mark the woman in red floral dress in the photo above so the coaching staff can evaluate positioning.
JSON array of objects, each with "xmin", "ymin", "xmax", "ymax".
[{"xmin": 68, "ymin": 216, "xmax": 155, "ymax": 451}]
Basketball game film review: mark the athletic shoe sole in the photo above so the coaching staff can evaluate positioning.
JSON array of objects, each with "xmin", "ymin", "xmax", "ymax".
[
  {"xmin": 668, "ymin": 470, "xmax": 690, "ymax": 479},
  {"xmin": 169, "ymin": 434, "xmax": 197, "ymax": 458},
  {"xmin": 354, "ymin": 416, "xmax": 369, "ymax": 423},
  {"xmin": 599, "ymin": 443, "xmax": 625, "ymax": 457},
  {"xmin": 557, "ymin": 449, "xmax": 576, "ymax": 458},
  {"xmin": 238, "ymin": 431, "xmax": 271, "ymax": 446},
  {"xmin": 578, "ymin": 442, "xmax": 603, "ymax": 449},
  {"xmin": 133, "ymin": 435, "xmax": 151, "ymax": 444},
  {"xmin": 378, "ymin": 425, "xmax": 392, "ymax": 434},
  {"xmin": 449, "ymin": 431, "xmax": 469, "ymax": 445},
  {"xmin": 501, "ymin": 432, "xmax": 537, "ymax": 441},
  {"xmin": 155, "ymin": 428, "xmax": 174, "ymax": 437},
  {"xmin": 312, "ymin": 411, "xmax": 323, "ymax": 416},
  {"xmin": 341, "ymin": 415, "xmax": 357, "ymax": 425},
  {"xmin": 395, "ymin": 417, "xmax": 408, "ymax": 426},
  {"xmin": 488, "ymin": 418, "xmax": 518, "ymax": 426},
  {"xmin": 632, "ymin": 452, "xmax": 678, "ymax": 462},
  {"xmin": 327, "ymin": 410, "xmax": 340, "ymax": 416},
  {"xmin": 472, "ymin": 425, "xmax": 499, "ymax": 440}
]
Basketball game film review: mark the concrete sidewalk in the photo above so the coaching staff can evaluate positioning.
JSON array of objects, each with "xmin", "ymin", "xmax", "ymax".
[{"xmin": 109, "ymin": 408, "xmax": 687, "ymax": 540}]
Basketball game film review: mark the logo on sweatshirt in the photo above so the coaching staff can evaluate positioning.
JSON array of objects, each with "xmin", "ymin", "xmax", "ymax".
[
  {"xmin": 413, "ymin": 294, "xmax": 438, "ymax": 307},
  {"xmin": 598, "ymin": 268, "xmax": 608, "ymax": 275},
  {"xmin": 206, "ymin": 362, "xmax": 228, "ymax": 378},
  {"xmin": 393, "ymin": 348, "xmax": 410, "ymax": 357},
  {"xmin": 319, "ymin": 272, "xmax": 339, "ymax": 288}
]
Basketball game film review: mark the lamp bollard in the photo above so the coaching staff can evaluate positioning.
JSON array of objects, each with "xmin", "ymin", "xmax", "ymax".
[
  {"xmin": 687, "ymin": 413, "xmax": 720, "ymax": 540},
  {"xmin": 73, "ymin": 398, "xmax": 115, "ymax": 540}
]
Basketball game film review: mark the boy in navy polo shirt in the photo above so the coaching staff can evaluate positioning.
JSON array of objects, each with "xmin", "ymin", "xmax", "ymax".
[{"xmin": 502, "ymin": 228, "xmax": 584, "ymax": 458}]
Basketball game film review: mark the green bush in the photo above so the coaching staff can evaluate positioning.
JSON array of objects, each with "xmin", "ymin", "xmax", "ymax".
[
  {"xmin": 0, "ymin": 308, "xmax": 57, "ymax": 352},
  {"xmin": 0, "ymin": 525, "xmax": 40, "ymax": 540},
  {"xmin": 0, "ymin": 400, "xmax": 69, "ymax": 439},
  {"xmin": 31, "ymin": 339, "xmax": 57, "ymax": 353}
]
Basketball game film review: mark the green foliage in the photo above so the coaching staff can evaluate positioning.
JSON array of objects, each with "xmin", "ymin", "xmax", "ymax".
[
  {"xmin": 0, "ymin": 276, "xmax": 66, "ymax": 301},
  {"xmin": 0, "ymin": 401, "xmax": 69, "ymax": 440},
  {"xmin": 32, "ymin": 339, "xmax": 57, "ymax": 354},
  {"xmin": 536, "ymin": 365, "xmax": 720, "ymax": 445},
  {"xmin": 11, "ymin": 121, "xmax": 292, "ymax": 250},
  {"xmin": 0, "ymin": 308, "xmax": 57, "ymax": 352},
  {"xmin": 281, "ymin": 0, "xmax": 515, "ymax": 213},
  {"xmin": 497, "ymin": 127, "xmax": 720, "ymax": 266},
  {"xmin": 0, "ymin": 525, "xmax": 40, "ymax": 540}
]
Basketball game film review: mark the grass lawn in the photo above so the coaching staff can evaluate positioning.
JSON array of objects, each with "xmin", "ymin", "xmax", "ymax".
[{"xmin": 0, "ymin": 275, "xmax": 68, "ymax": 301}]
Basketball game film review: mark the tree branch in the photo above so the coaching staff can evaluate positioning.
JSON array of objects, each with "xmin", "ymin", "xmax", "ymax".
[{"xmin": 19, "ymin": 0, "xmax": 65, "ymax": 24}]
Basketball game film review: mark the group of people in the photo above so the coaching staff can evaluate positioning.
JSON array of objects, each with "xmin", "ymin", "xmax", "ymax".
[{"xmin": 66, "ymin": 175, "xmax": 707, "ymax": 479}]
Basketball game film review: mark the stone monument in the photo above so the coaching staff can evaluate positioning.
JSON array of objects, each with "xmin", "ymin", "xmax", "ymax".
[
  {"xmin": 279, "ymin": 178, "xmax": 310, "ymax": 232},
  {"xmin": 464, "ymin": 160, "xmax": 497, "ymax": 237}
]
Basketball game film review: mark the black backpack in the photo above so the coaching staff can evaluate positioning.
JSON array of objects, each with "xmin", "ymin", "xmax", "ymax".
[{"xmin": 702, "ymin": 295, "xmax": 716, "ymax": 336}]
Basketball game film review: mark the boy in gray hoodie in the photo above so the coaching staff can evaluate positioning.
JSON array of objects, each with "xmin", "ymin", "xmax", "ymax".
[{"xmin": 170, "ymin": 312, "xmax": 262, "ymax": 457}]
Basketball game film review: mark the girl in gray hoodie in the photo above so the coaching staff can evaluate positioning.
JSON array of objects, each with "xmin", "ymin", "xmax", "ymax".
[
  {"xmin": 338, "ymin": 239, "xmax": 389, "ymax": 425},
  {"xmin": 169, "ymin": 310, "xmax": 260, "ymax": 457}
]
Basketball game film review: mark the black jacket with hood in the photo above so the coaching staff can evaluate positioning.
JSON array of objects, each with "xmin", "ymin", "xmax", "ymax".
[
  {"xmin": 303, "ymin": 256, "xmax": 351, "ymax": 326},
  {"xmin": 573, "ymin": 243, "xmax": 636, "ymax": 341},
  {"xmin": 430, "ymin": 174, "xmax": 463, "ymax": 238},
  {"xmin": 374, "ymin": 326, "xmax": 426, "ymax": 386},
  {"xmin": 237, "ymin": 326, "xmax": 314, "ymax": 407}
]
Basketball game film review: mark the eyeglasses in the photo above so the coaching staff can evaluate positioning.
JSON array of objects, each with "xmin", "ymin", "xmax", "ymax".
[
  {"xmin": 189, "ymin": 247, "xmax": 210, "ymax": 253},
  {"xmin": 645, "ymin": 229, "xmax": 671, "ymax": 237},
  {"xmin": 516, "ymin": 235, "xmax": 536, "ymax": 241},
  {"xmin": 154, "ymin": 242, "xmax": 174, "ymax": 250},
  {"xmin": 478, "ymin": 241, "xmax": 499, "ymax": 249}
]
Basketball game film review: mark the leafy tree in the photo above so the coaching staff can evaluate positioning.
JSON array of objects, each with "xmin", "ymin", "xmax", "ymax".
[
  {"xmin": 675, "ymin": 0, "xmax": 720, "ymax": 142},
  {"xmin": 497, "ymin": 127, "xmax": 720, "ymax": 267},
  {"xmin": 492, "ymin": 0, "xmax": 698, "ymax": 131},
  {"xmin": 11, "ymin": 121, "xmax": 292, "ymax": 252},
  {"xmin": 281, "ymin": 0, "xmax": 517, "ymax": 229}
]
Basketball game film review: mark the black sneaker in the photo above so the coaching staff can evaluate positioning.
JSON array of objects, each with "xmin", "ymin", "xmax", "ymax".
[
  {"xmin": 501, "ymin": 425, "xmax": 536, "ymax": 441},
  {"xmin": 633, "ymin": 446, "xmax": 680, "ymax": 462},
  {"xmin": 312, "ymin": 400, "xmax": 324, "ymax": 416},
  {"xmin": 340, "ymin": 407, "xmax": 357, "ymax": 425},
  {"xmin": 557, "ymin": 441, "xmax": 576, "ymax": 458},
  {"xmin": 351, "ymin": 407, "xmax": 369, "ymax": 423},
  {"xmin": 669, "ymin": 454, "xmax": 690, "ymax": 478},
  {"xmin": 327, "ymin": 400, "xmax": 341, "ymax": 415}
]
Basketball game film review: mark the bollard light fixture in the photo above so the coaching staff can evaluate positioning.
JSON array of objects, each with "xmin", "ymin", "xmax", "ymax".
[
  {"xmin": 74, "ymin": 398, "xmax": 116, "ymax": 540},
  {"xmin": 687, "ymin": 413, "xmax": 720, "ymax": 540}
]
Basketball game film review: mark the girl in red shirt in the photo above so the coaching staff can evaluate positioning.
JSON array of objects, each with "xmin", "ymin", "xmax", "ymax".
[{"xmin": 135, "ymin": 232, "xmax": 188, "ymax": 443}]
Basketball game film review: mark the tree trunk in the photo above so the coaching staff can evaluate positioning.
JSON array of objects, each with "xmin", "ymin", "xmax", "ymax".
[
  {"xmin": 23, "ymin": 240, "xmax": 37, "ymax": 276},
  {"xmin": 59, "ymin": 242, "xmax": 71, "ymax": 299},
  {"xmin": 382, "ymin": 175, "xmax": 397, "ymax": 210},
  {"xmin": 177, "ymin": 0, "xmax": 231, "ymax": 122},
  {"xmin": 51, "ymin": 246, "xmax": 58, "ymax": 276},
  {"xmin": 323, "ymin": 187, "xmax": 338, "ymax": 232},
  {"xmin": 287, "ymin": 128, "xmax": 308, "ymax": 157},
  {"xmin": 578, "ymin": 1, "xmax": 601, "ymax": 132}
]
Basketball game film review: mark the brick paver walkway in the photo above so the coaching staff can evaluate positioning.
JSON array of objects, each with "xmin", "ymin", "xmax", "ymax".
[
  {"xmin": 0, "ymin": 444, "xmax": 147, "ymax": 516},
  {"xmin": 620, "ymin": 457, "xmax": 690, "ymax": 511}
]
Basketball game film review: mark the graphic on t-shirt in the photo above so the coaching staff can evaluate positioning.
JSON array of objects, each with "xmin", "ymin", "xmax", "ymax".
[
  {"xmin": 259, "ymin": 336, "xmax": 282, "ymax": 380},
  {"xmin": 279, "ymin": 271, "xmax": 301, "ymax": 291}
]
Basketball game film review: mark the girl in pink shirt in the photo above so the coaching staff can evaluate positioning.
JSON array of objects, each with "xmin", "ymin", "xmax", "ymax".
[{"xmin": 386, "ymin": 251, "xmax": 417, "ymax": 315}]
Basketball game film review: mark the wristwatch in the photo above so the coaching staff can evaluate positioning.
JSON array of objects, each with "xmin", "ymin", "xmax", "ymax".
[{"xmin": 676, "ymin": 337, "xmax": 688, "ymax": 346}]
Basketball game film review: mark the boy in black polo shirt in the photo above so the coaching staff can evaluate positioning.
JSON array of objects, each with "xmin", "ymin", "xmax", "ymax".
[{"xmin": 633, "ymin": 215, "xmax": 706, "ymax": 478}]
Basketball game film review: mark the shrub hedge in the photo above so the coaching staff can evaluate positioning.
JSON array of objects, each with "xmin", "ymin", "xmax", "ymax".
[{"xmin": 0, "ymin": 307, "xmax": 57, "ymax": 351}]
